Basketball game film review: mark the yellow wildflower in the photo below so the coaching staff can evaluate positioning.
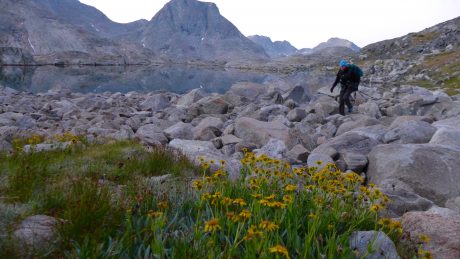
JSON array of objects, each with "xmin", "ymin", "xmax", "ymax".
[
  {"xmin": 158, "ymin": 201, "xmax": 169, "ymax": 210},
  {"xmin": 204, "ymin": 218, "xmax": 221, "ymax": 232},
  {"xmin": 418, "ymin": 249, "xmax": 433, "ymax": 259},
  {"xmin": 370, "ymin": 204, "xmax": 382, "ymax": 212},
  {"xmin": 378, "ymin": 218, "xmax": 392, "ymax": 226},
  {"xmin": 259, "ymin": 220, "xmax": 279, "ymax": 232},
  {"xmin": 268, "ymin": 201, "xmax": 288, "ymax": 209},
  {"xmin": 243, "ymin": 225, "xmax": 263, "ymax": 241},
  {"xmin": 147, "ymin": 210, "xmax": 163, "ymax": 218},
  {"xmin": 213, "ymin": 170, "xmax": 225, "ymax": 178},
  {"xmin": 284, "ymin": 184, "xmax": 297, "ymax": 192},
  {"xmin": 282, "ymin": 195, "xmax": 293, "ymax": 204},
  {"xmin": 418, "ymin": 234, "xmax": 430, "ymax": 243},
  {"xmin": 251, "ymin": 193, "xmax": 262, "ymax": 199},
  {"xmin": 233, "ymin": 198, "xmax": 247, "ymax": 206},
  {"xmin": 269, "ymin": 245, "xmax": 290, "ymax": 259},
  {"xmin": 222, "ymin": 197, "xmax": 233, "ymax": 206},
  {"xmin": 226, "ymin": 212, "xmax": 239, "ymax": 222},
  {"xmin": 259, "ymin": 199, "xmax": 270, "ymax": 206},
  {"xmin": 238, "ymin": 209, "xmax": 252, "ymax": 220},
  {"xmin": 265, "ymin": 194, "xmax": 276, "ymax": 200}
]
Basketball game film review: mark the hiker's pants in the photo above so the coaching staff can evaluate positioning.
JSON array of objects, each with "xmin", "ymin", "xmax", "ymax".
[{"xmin": 339, "ymin": 83, "xmax": 358, "ymax": 115}]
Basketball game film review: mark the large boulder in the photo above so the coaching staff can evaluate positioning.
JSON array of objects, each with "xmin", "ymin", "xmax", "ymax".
[
  {"xmin": 164, "ymin": 122, "xmax": 194, "ymax": 140},
  {"xmin": 255, "ymin": 138, "xmax": 287, "ymax": 159},
  {"xmin": 140, "ymin": 94, "xmax": 171, "ymax": 111},
  {"xmin": 251, "ymin": 104, "xmax": 289, "ymax": 121},
  {"xmin": 234, "ymin": 117, "xmax": 289, "ymax": 147},
  {"xmin": 284, "ymin": 85, "xmax": 312, "ymax": 104},
  {"xmin": 402, "ymin": 209, "xmax": 460, "ymax": 259},
  {"xmin": 357, "ymin": 100, "xmax": 382, "ymax": 119},
  {"xmin": 287, "ymin": 108, "xmax": 307, "ymax": 122},
  {"xmin": 193, "ymin": 117, "xmax": 224, "ymax": 141},
  {"xmin": 433, "ymin": 115, "xmax": 460, "ymax": 130},
  {"xmin": 195, "ymin": 95, "xmax": 230, "ymax": 115},
  {"xmin": 226, "ymin": 82, "xmax": 267, "ymax": 101},
  {"xmin": 383, "ymin": 120, "xmax": 437, "ymax": 144},
  {"xmin": 168, "ymin": 139, "xmax": 241, "ymax": 179},
  {"xmin": 349, "ymin": 231, "xmax": 400, "ymax": 259},
  {"xmin": 367, "ymin": 144, "xmax": 460, "ymax": 207},
  {"xmin": 312, "ymin": 131, "xmax": 381, "ymax": 158},
  {"xmin": 176, "ymin": 89, "xmax": 208, "ymax": 107},
  {"xmin": 13, "ymin": 215, "xmax": 58, "ymax": 255},
  {"xmin": 429, "ymin": 128, "xmax": 460, "ymax": 149},
  {"xmin": 135, "ymin": 124, "xmax": 168, "ymax": 145},
  {"xmin": 335, "ymin": 116, "xmax": 381, "ymax": 136}
]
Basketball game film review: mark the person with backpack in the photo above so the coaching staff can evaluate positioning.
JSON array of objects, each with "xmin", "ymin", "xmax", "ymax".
[{"xmin": 330, "ymin": 60, "xmax": 363, "ymax": 115}]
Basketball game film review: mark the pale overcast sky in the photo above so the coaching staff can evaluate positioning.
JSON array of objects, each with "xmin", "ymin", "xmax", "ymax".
[{"xmin": 80, "ymin": 0, "xmax": 460, "ymax": 49}]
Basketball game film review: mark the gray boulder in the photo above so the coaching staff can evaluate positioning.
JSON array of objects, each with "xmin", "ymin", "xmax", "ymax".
[
  {"xmin": 312, "ymin": 131, "xmax": 381, "ymax": 158},
  {"xmin": 135, "ymin": 124, "xmax": 168, "ymax": 145},
  {"xmin": 286, "ymin": 144, "xmax": 310, "ymax": 163},
  {"xmin": 402, "ymin": 210, "xmax": 460, "ymax": 259},
  {"xmin": 255, "ymin": 138, "xmax": 287, "ymax": 159},
  {"xmin": 335, "ymin": 116, "xmax": 381, "ymax": 136},
  {"xmin": 383, "ymin": 120, "xmax": 437, "ymax": 144},
  {"xmin": 164, "ymin": 122, "xmax": 194, "ymax": 140},
  {"xmin": 176, "ymin": 89, "xmax": 208, "ymax": 107},
  {"xmin": 429, "ymin": 128, "xmax": 460, "ymax": 148},
  {"xmin": 349, "ymin": 231, "xmax": 400, "ymax": 259},
  {"xmin": 139, "ymin": 94, "xmax": 171, "ymax": 111},
  {"xmin": 14, "ymin": 215, "xmax": 58, "ymax": 254},
  {"xmin": 358, "ymin": 100, "xmax": 382, "ymax": 119},
  {"xmin": 234, "ymin": 117, "xmax": 289, "ymax": 147},
  {"xmin": 341, "ymin": 152, "xmax": 368, "ymax": 173},
  {"xmin": 433, "ymin": 115, "xmax": 460, "ymax": 130},
  {"xmin": 227, "ymin": 82, "xmax": 267, "ymax": 101},
  {"xmin": 307, "ymin": 153, "xmax": 334, "ymax": 169},
  {"xmin": 193, "ymin": 117, "xmax": 224, "ymax": 141},
  {"xmin": 252, "ymin": 104, "xmax": 289, "ymax": 121},
  {"xmin": 287, "ymin": 108, "xmax": 307, "ymax": 122},
  {"xmin": 168, "ymin": 139, "xmax": 241, "ymax": 179},
  {"xmin": 367, "ymin": 144, "xmax": 460, "ymax": 206},
  {"xmin": 284, "ymin": 85, "xmax": 312, "ymax": 104},
  {"xmin": 220, "ymin": 134, "xmax": 242, "ymax": 146},
  {"xmin": 195, "ymin": 95, "xmax": 230, "ymax": 115}
]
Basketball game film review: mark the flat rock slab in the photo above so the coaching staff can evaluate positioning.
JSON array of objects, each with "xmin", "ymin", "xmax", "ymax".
[
  {"xmin": 402, "ymin": 210, "xmax": 460, "ymax": 259},
  {"xmin": 367, "ymin": 144, "xmax": 460, "ymax": 206}
]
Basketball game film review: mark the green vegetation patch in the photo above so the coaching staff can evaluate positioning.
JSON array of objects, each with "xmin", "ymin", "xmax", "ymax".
[{"xmin": 0, "ymin": 139, "xmax": 427, "ymax": 258}]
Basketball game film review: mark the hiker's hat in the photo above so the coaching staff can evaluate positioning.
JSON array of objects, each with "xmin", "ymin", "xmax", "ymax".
[{"xmin": 339, "ymin": 60, "xmax": 348, "ymax": 67}]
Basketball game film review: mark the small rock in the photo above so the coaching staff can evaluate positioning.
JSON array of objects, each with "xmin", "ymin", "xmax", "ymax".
[
  {"xmin": 14, "ymin": 215, "xmax": 58, "ymax": 254},
  {"xmin": 349, "ymin": 231, "xmax": 400, "ymax": 259}
]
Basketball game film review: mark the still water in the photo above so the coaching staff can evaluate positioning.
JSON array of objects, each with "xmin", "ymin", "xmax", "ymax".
[{"xmin": 0, "ymin": 65, "xmax": 278, "ymax": 94}]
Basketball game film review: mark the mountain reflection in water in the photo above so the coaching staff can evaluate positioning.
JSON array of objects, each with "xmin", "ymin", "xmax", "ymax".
[{"xmin": 0, "ymin": 65, "xmax": 273, "ymax": 94}]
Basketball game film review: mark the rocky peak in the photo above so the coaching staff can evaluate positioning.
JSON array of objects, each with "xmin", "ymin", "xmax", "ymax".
[
  {"xmin": 313, "ymin": 37, "xmax": 360, "ymax": 52},
  {"xmin": 248, "ymin": 35, "xmax": 297, "ymax": 58},
  {"xmin": 140, "ymin": 0, "xmax": 267, "ymax": 61}
]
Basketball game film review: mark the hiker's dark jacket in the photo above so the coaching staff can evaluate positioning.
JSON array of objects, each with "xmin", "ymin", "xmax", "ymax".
[{"xmin": 332, "ymin": 66, "xmax": 360, "ymax": 88}]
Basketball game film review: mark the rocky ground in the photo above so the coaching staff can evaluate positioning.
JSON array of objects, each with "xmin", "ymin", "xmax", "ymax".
[{"xmin": 1, "ymin": 78, "xmax": 460, "ymax": 257}]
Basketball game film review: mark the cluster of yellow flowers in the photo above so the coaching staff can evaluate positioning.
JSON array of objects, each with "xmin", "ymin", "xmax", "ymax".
[
  {"xmin": 189, "ymin": 149, "xmax": 394, "ymax": 258},
  {"xmin": 54, "ymin": 132, "xmax": 80, "ymax": 144}
]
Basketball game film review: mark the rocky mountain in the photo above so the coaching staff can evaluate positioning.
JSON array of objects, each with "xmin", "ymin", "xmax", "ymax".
[
  {"xmin": 248, "ymin": 35, "xmax": 297, "ymax": 58},
  {"xmin": 139, "ymin": 0, "xmax": 268, "ymax": 61},
  {"xmin": 0, "ymin": 0, "xmax": 154, "ymax": 65},
  {"xmin": 313, "ymin": 37, "xmax": 360, "ymax": 53},
  {"xmin": 33, "ymin": 0, "xmax": 148, "ymax": 38},
  {"xmin": 359, "ymin": 16, "xmax": 460, "ymax": 95}
]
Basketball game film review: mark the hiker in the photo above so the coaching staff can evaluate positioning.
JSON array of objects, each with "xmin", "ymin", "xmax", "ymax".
[{"xmin": 330, "ymin": 60, "xmax": 363, "ymax": 115}]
